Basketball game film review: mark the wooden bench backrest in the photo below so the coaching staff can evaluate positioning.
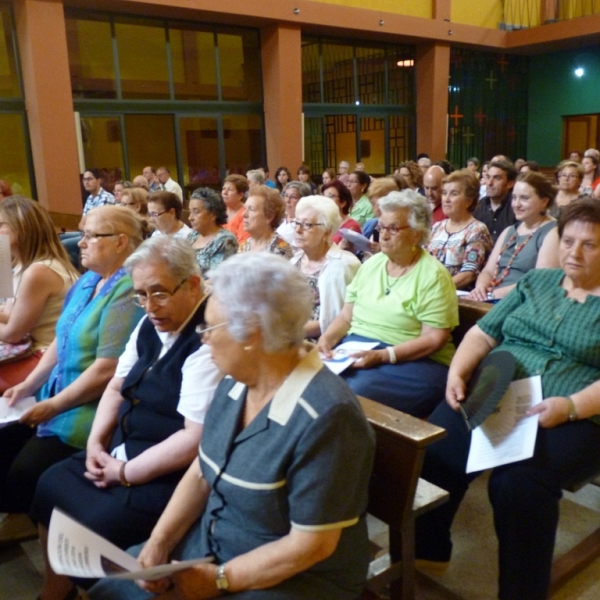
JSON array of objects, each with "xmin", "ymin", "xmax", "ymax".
[
  {"xmin": 358, "ymin": 396, "xmax": 445, "ymax": 529},
  {"xmin": 454, "ymin": 298, "xmax": 492, "ymax": 346}
]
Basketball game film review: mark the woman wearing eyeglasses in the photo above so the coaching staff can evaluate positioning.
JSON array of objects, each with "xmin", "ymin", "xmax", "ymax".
[
  {"xmin": 290, "ymin": 196, "xmax": 360, "ymax": 339},
  {"xmin": 148, "ymin": 191, "xmax": 191, "ymax": 239},
  {"xmin": 553, "ymin": 160, "xmax": 584, "ymax": 217},
  {"xmin": 30, "ymin": 237, "xmax": 222, "ymax": 600},
  {"xmin": 318, "ymin": 190, "xmax": 458, "ymax": 417},
  {"xmin": 0, "ymin": 206, "xmax": 145, "ymax": 515}
]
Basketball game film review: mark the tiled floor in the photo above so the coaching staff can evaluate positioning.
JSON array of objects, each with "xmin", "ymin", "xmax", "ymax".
[{"xmin": 2, "ymin": 475, "xmax": 600, "ymax": 599}]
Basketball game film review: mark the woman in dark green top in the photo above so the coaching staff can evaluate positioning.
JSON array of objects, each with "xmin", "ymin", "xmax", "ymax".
[{"xmin": 415, "ymin": 197, "xmax": 600, "ymax": 600}]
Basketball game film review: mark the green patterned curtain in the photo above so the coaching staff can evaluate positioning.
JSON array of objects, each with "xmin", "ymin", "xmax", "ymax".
[{"xmin": 447, "ymin": 49, "xmax": 529, "ymax": 168}]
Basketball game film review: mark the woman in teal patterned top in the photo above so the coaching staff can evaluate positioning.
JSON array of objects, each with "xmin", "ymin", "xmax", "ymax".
[
  {"xmin": 415, "ymin": 197, "xmax": 600, "ymax": 600},
  {"xmin": 187, "ymin": 187, "xmax": 238, "ymax": 279},
  {"xmin": 0, "ymin": 206, "xmax": 145, "ymax": 513}
]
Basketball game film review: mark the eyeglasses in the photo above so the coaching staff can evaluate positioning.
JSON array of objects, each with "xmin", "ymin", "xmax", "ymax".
[
  {"xmin": 291, "ymin": 219, "xmax": 324, "ymax": 231},
  {"xmin": 375, "ymin": 222, "xmax": 412, "ymax": 236},
  {"xmin": 324, "ymin": 193, "xmax": 340, "ymax": 200},
  {"xmin": 132, "ymin": 279, "xmax": 187, "ymax": 307},
  {"xmin": 82, "ymin": 177, "xmax": 98, "ymax": 182},
  {"xmin": 81, "ymin": 232, "xmax": 119, "ymax": 243},
  {"xmin": 282, "ymin": 194, "xmax": 301, "ymax": 201},
  {"xmin": 148, "ymin": 210, "xmax": 168, "ymax": 219},
  {"xmin": 195, "ymin": 322, "xmax": 227, "ymax": 337}
]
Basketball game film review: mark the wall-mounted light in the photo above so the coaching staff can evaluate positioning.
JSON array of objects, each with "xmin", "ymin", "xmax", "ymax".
[
  {"xmin": 575, "ymin": 67, "xmax": 584, "ymax": 77},
  {"xmin": 396, "ymin": 59, "xmax": 414, "ymax": 67}
]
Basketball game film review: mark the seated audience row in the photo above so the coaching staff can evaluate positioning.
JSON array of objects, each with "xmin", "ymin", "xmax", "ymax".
[
  {"xmin": 416, "ymin": 198, "xmax": 600, "ymax": 600},
  {"xmin": 31, "ymin": 236, "xmax": 222, "ymax": 600},
  {"xmin": 1, "ymin": 206, "xmax": 145, "ymax": 513}
]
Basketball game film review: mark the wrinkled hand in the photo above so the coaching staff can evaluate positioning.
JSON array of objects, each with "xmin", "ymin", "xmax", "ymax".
[
  {"xmin": 161, "ymin": 563, "xmax": 219, "ymax": 600},
  {"xmin": 135, "ymin": 538, "xmax": 172, "ymax": 595},
  {"xmin": 350, "ymin": 350, "xmax": 385, "ymax": 370},
  {"xmin": 19, "ymin": 399, "xmax": 57, "ymax": 428},
  {"xmin": 446, "ymin": 374, "xmax": 468, "ymax": 411},
  {"xmin": 83, "ymin": 452, "xmax": 123, "ymax": 488},
  {"xmin": 528, "ymin": 397, "xmax": 571, "ymax": 428},
  {"xmin": 3, "ymin": 381, "xmax": 35, "ymax": 407},
  {"xmin": 468, "ymin": 285, "xmax": 492, "ymax": 302},
  {"xmin": 84, "ymin": 442, "xmax": 107, "ymax": 481}
]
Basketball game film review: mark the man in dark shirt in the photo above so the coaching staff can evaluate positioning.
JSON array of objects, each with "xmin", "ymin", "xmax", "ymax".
[{"xmin": 474, "ymin": 160, "xmax": 517, "ymax": 243}]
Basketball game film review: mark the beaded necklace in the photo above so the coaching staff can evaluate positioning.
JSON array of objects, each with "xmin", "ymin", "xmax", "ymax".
[{"xmin": 490, "ymin": 226, "xmax": 535, "ymax": 288}]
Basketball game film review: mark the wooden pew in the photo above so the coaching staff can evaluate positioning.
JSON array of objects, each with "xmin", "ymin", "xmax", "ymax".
[
  {"xmin": 357, "ymin": 299, "xmax": 493, "ymax": 599},
  {"xmin": 358, "ymin": 396, "xmax": 447, "ymax": 600}
]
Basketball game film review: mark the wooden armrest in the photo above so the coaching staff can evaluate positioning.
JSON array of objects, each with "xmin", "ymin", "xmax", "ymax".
[{"xmin": 358, "ymin": 396, "xmax": 446, "ymax": 448}]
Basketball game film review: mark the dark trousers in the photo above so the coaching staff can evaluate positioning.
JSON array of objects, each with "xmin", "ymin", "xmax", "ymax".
[
  {"xmin": 60, "ymin": 232, "xmax": 82, "ymax": 270},
  {"xmin": 340, "ymin": 334, "xmax": 448, "ymax": 418},
  {"xmin": 0, "ymin": 423, "xmax": 79, "ymax": 513},
  {"xmin": 415, "ymin": 400, "xmax": 600, "ymax": 600}
]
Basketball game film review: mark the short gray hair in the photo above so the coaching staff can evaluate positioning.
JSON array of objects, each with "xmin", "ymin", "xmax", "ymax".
[
  {"xmin": 209, "ymin": 253, "xmax": 312, "ymax": 353},
  {"xmin": 283, "ymin": 181, "xmax": 311, "ymax": 198},
  {"xmin": 246, "ymin": 169, "xmax": 265, "ymax": 185},
  {"xmin": 378, "ymin": 189, "xmax": 432, "ymax": 246},
  {"xmin": 124, "ymin": 236, "xmax": 201, "ymax": 284},
  {"xmin": 295, "ymin": 195, "xmax": 342, "ymax": 240}
]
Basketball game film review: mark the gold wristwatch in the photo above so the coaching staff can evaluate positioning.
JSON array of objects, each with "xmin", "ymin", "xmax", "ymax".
[{"xmin": 216, "ymin": 564, "xmax": 229, "ymax": 591}]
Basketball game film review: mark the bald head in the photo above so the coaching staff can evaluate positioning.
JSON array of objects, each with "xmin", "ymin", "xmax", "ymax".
[
  {"xmin": 132, "ymin": 175, "xmax": 149, "ymax": 191},
  {"xmin": 423, "ymin": 165, "xmax": 444, "ymax": 208}
]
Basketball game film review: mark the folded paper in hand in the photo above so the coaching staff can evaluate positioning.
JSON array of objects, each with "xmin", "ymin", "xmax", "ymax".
[{"xmin": 48, "ymin": 509, "xmax": 212, "ymax": 581}]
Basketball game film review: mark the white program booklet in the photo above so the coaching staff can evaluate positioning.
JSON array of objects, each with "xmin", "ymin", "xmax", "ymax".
[
  {"xmin": 320, "ymin": 341, "xmax": 379, "ymax": 375},
  {"xmin": 0, "ymin": 396, "xmax": 36, "ymax": 425},
  {"xmin": 48, "ymin": 509, "xmax": 212, "ymax": 581},
  {"xmin": 466, "ymin": 376, "xmax": 542, "ymax": 474}
]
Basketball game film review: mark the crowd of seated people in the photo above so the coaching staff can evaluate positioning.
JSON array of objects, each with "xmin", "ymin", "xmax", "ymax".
[{"xmin": 1, "ymin": 150, "xmax": 599, "ymax": 600}]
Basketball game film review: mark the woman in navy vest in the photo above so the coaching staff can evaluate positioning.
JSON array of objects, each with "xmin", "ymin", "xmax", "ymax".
[{"xmin": 30, "ymin": 237, "xmax": 222, "ymax": 600}]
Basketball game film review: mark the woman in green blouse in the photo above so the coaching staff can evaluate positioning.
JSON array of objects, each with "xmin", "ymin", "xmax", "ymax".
[{"xmin": 415, "ymin": 196, "xmax": 600, "ymax": 600}]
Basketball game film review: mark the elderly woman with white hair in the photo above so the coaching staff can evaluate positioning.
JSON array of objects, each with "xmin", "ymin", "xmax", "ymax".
[
  {"xmin": 30, "ymin": 236, "xmax": 222, "ymax": 600},
  {"xmin": 88, "ymin": 252, "xmax": 375, "ymax": 600},
  {"xmin": 290, "ymin": 196, "xmax": 360, "ymax": 339},
  {"xmin": 318, "ymin": 190, "xmax": 459, "ymax": 417}
]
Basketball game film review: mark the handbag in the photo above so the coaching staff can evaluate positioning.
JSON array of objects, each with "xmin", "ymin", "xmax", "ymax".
[{"xmin": 0, "ymin": 336, "xmax": 33, "ymax": 365}]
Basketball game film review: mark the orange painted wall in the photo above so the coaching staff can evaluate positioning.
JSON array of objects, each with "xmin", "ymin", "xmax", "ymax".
[{"xmin": 14, "ymin": 0, "xmax": 81, "ymax": 218}]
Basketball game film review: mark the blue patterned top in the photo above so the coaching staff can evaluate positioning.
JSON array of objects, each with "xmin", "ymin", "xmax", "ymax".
[
  {"xmin": 187, "ymin": 228, "xmax": 238, "ymax": 278},
  {"xmin": 37, "ymin": 268, "xmax": 144, "ymax": 448},
  {"xmin": 82, "ymin": 188, "xmax": 116, "ymax": 215}
]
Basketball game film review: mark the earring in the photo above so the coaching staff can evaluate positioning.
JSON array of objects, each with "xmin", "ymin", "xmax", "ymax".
[
  {"xmin": 411, "ymin": 245, "xmax": 416, "ymax": 252},
  {"xmin": 244, "ymin": 346, "xmax": 252, "ymax": 351}
]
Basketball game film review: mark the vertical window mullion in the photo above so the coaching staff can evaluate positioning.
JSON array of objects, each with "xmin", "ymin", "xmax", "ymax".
[{"xmin": 110, "ymin": 18, "xmax": 122, "ymax": 99}]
